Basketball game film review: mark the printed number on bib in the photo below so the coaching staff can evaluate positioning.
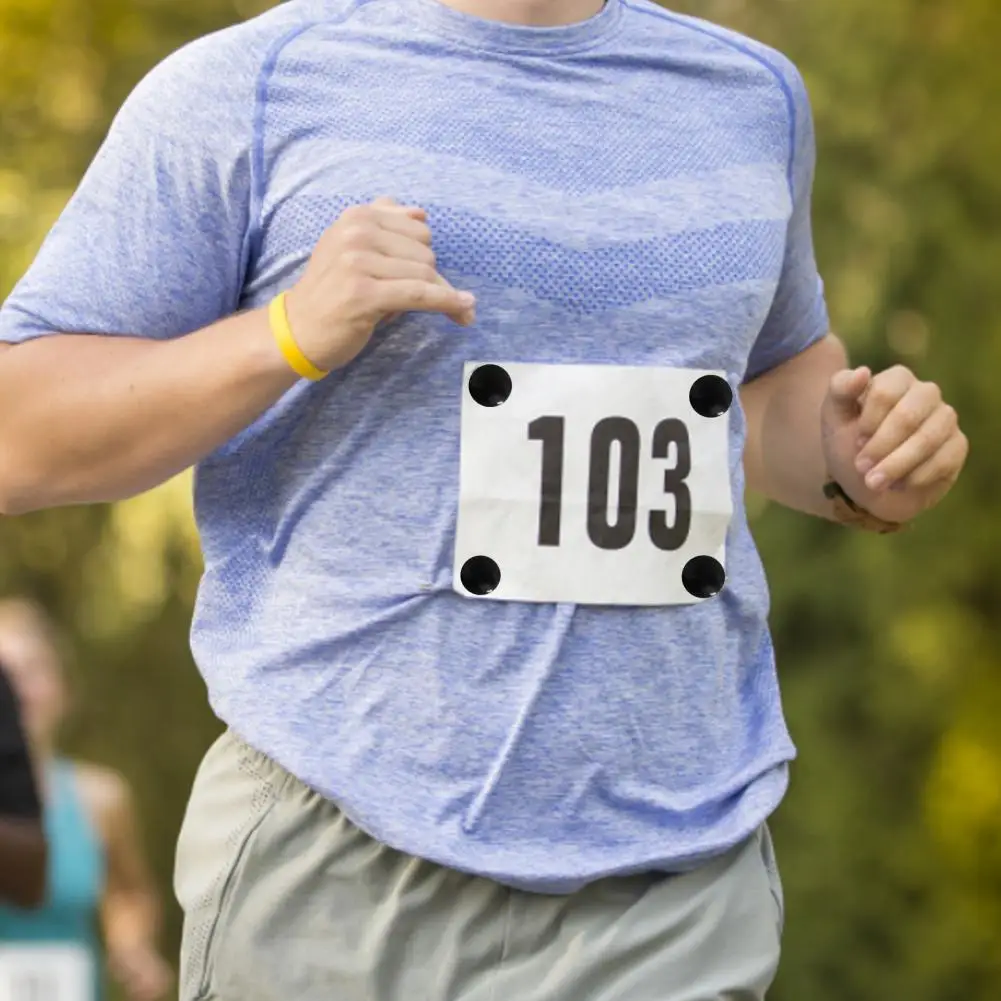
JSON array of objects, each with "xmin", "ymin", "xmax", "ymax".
[
  {"xmin": 0, "ymin": 944, "xmax": 93, "ymax": 1001},
  {"xmin": 454, "ymin": 362, "xmax": 733, "ymax": 605}
]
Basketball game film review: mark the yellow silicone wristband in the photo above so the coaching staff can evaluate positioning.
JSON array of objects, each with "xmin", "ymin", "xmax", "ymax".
[{"xmin": 268, "ymin": 292, "xmax": 328, "ymax": 382}]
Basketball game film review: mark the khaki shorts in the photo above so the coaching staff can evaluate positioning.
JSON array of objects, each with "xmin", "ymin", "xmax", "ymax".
[{"xmin": 175, "ymin": 730, "xmax": 784, "ymax": 1001}]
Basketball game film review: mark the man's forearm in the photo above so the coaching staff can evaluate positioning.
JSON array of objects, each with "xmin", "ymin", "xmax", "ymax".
[
  {"xmin": 0, "ymin": 819, "xmax": 47, "ymax": 908},
  {"xmin": 0, "ymin": 309, "xmax": 298, "ymax": 514},
  {"xmin": 741, "ymin": 334, "xmax": 848, "ymax": 519}
]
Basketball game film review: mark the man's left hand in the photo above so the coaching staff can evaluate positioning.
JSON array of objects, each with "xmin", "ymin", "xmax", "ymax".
[{"xmin": 820, "ymin": 364, "xmax": 969, "ymax": 525}]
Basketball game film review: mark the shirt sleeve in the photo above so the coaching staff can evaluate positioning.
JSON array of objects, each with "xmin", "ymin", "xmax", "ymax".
[
  {"xmin": 744, "ymin": 62, "xmax": 831, "ymax": 382},
  {"xmin": 0, "ymin": 670, "xmax": 41, "ymax": 820},
  {"xmin": 0, "ymin": 33, "xmax": 256, "ymax": 345}
]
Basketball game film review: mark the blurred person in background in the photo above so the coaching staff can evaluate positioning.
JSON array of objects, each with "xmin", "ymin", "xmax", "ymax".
[
  {"xmin": 0, "ymin": 657, "xmax": 46, "ymax": 909},
  {"xmin": 0, "ymin": 599, "xmax": 172, "ymax": 1001}
]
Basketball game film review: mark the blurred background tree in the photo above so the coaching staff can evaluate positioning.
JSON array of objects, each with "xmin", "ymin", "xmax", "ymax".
[{"xmin": 1, "ymin": 0, "xmax": 998, "ymax": 998}]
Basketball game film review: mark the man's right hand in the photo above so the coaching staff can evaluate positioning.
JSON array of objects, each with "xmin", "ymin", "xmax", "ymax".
[{"xmin": 284, "ymin": 197, "xmax": 476, "ymax": 373}]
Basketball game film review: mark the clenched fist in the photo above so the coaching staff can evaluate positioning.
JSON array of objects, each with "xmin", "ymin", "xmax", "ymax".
[
  {"xmin": 283, "ymin": 197, "xmax": 476, "ymax": 373},
  {"xmin": 821, "ymin": 364, "xmax": 968, "ymax": 524}
]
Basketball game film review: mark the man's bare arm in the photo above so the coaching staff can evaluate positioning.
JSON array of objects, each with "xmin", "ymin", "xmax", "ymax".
[
  {"xmin": 741, "ymin": 334, "xmax": 847, "ymax": 519},
  {"xmin": 0, "ymin": 311, "xmax": 296, "ymax": 514}
]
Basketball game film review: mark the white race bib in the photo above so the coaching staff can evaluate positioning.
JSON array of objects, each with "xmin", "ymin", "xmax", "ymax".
[
  {"xmin": 454, "ymin": 362, "xmax": 733, "ymax": 605},
  {"xmin": 0, "ymin": 944, "xmax": 93, "ymax": 1001}
]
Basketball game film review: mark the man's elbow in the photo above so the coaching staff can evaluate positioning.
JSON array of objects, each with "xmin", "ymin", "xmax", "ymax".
[
  {"xmin": 0, "ymin": 485, "xmax": 32, "ymax": 519},
  {"xmin": 0, "ymin": 453, "xmax": 43, "ymax": 517}
]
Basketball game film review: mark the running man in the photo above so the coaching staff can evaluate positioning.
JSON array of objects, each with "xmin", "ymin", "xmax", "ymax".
[{"xmin": 0, "ymin": 0, "xmax": 968, "ymax": 998}]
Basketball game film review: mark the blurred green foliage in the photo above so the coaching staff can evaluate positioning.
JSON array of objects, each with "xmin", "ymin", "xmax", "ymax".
[{"xmin": 1, "ymin": 0, "xmax": 998, "ymax": 998}]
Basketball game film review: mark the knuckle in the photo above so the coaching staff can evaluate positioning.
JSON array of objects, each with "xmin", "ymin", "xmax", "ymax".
[
  {"xmin": 339, "ymin": 225, "xmax": 370, "ymax": 250},
  {"xmin": 868, "ymin": 383, "xmax": 897, "ymax": 410},
  {"xmin": 337, "ymin": 205, "xmax": 366, "ymax": 226},
  {"xmin": 920, "ymin": 379, "xmax": 943, "ymax": 403},
  {"xmin": 927, "ymin": 453, "xmax": 951, "ymax": 477},
  {"xmin": 897, "ymin": 402, "xmax": 926, "ymax": 434},
  {"xmin": 340, "ymin": 249, "xmax": 368, "ymax": 272},
  {"xmin": 911, "ymin": 425, "xmax": 936, "ymax": 456}
]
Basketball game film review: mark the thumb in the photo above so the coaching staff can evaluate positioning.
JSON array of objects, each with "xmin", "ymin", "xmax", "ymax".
[{"xmin": 826, "ymin": 365, "xmax": 872, "ymax": 422}]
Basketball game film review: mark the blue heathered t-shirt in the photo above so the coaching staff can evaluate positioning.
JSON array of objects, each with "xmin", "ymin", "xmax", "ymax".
[{"xmin": 0, "ymin": 0, "xmax": 830, "ymax": 891}]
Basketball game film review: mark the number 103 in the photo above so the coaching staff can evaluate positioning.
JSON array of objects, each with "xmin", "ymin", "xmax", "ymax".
[{"xmin": 527, "ymin": 416, "xmax": 694, "ymax": 552}]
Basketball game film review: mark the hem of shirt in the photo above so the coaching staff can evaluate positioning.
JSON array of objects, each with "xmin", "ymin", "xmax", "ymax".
[{"xmin": 217, "ymin": 703, "xmax": 795, "ymax": 894}]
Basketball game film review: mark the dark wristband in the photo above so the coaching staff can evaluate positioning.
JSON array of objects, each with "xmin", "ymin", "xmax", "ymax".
[{"xmin": 823, "ymin": 479, "xmax": 905, "ymax": 534}]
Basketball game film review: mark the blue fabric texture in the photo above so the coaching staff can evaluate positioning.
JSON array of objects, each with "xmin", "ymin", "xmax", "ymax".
[
  {"xmin": 0, "ymin": 0, "xmax": 830, "ymax": 891},
  {"xmin": 0, "ymin": 762, "xmax": 105, "ymax": 996}
]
